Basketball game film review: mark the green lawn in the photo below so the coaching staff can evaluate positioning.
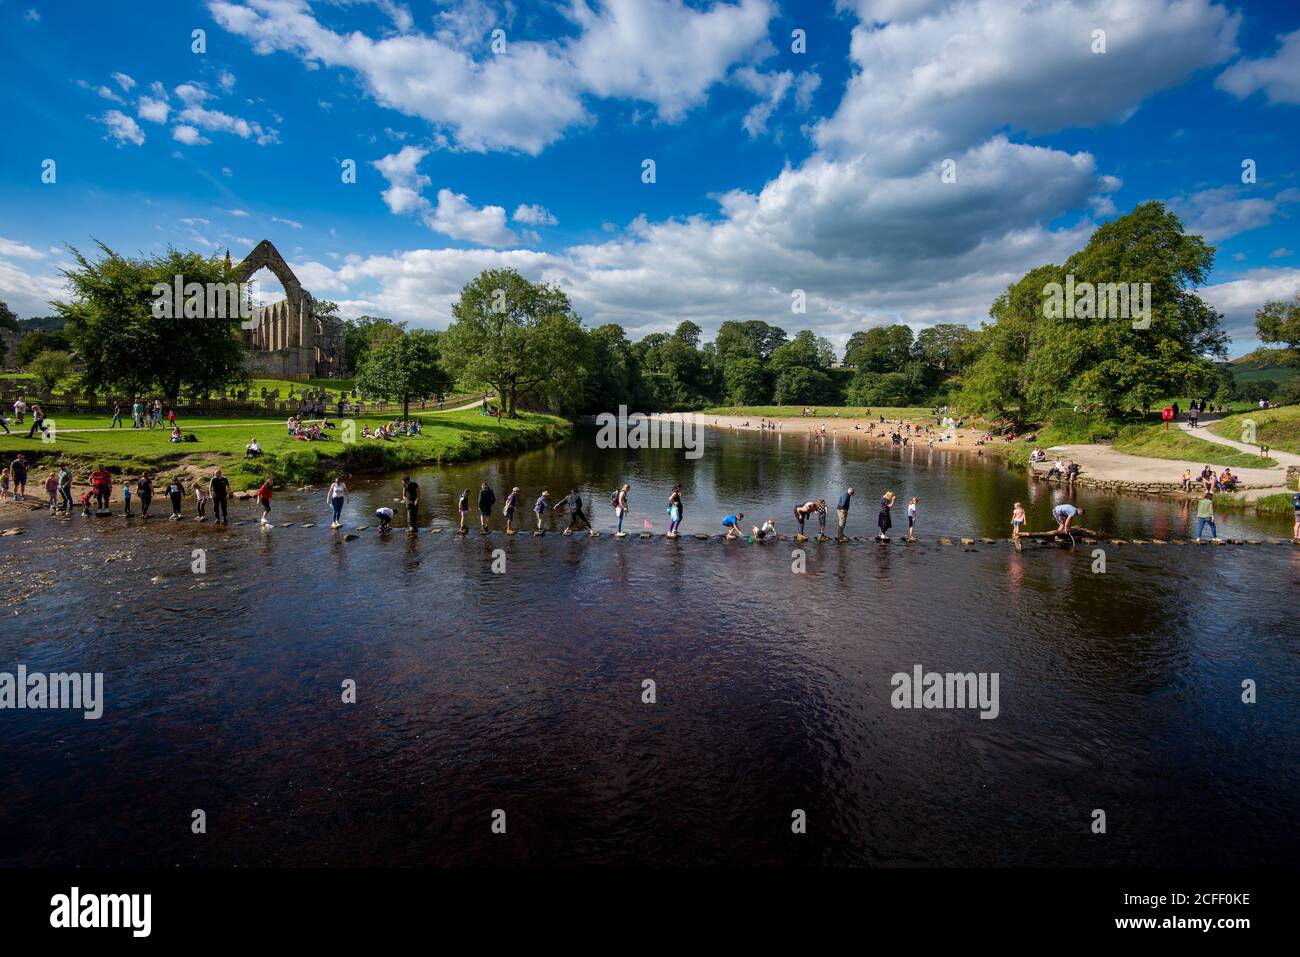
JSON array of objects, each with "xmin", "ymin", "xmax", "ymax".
[
  {"xmin": 1111, "ymin": 423, "xmax": 1276, "ymax": 468},
  {"xmin": 0, "ymin": 410, "xmax": 568, "ymax": 490},
  {"xmin": 1208, "ymin": 406, "xmax": 1300, "ymax": 455},
  {"xmin": 697, "ymin": 404, "xmax": 940, "ymax": 421}
]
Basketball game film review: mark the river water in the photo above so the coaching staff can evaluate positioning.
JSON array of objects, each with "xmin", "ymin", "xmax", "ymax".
[{"xmin": 1, "ymin": 427, "xmax": 1297, "ymax": 866}]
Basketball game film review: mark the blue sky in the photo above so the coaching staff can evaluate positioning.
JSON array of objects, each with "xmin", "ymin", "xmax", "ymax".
[{"xmin": 1, "ymin": 0, "xmax": 1297, "ymax": 356}]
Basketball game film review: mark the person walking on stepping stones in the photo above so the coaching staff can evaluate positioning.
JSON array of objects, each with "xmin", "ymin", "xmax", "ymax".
[
  {"xmin": 794, "ymin": 500, "xmax": 818, "ymax": 536},
  {"xmin": 614, "ymin": 484, "xmax": 630, "ymax": 535},
  {"xmin": 877, "ymin": 491, "xmax": 896, "ymax": 541},
  {"xmin": 533, "ymin": 490, "xmax": 551, "ymax": 532},
  {"xmin": 136, "ymin": 471, "xmax": 153, "ymax": 518},
  {"xmin": 257, "ymin": 478, "xmax": 273, "ymax": 526},
  {"xmin": 477, "ymin": 482, "xmax": 496, "ymax": 532},
  {"xmin": 458, "ymin": 489, "xmax": 470, "ymax": 533},
  {"xmin": 667, "ymin": 484, "xmax": 683, "ymax": 537},
  {"xmin": 402, "ymin": 476, "xmax": 420, "ymax": 532},
  {"xmin": 836, "ymin": 487, "xmax": 854, "ymax": 537},
  {"xmin": 210, "ymin": 469, "xmax": 230, "ymax": 525},
  {"xmin": 504, "ymin": 487, "xmax": 519, "ymax": 533},
  {"xmin": 167, "ymin": 475, "xmax": 185, "ymax": 519},
  {"xmin": 561, "ymin": 488, "xmax": 591, "ymax": 535}
]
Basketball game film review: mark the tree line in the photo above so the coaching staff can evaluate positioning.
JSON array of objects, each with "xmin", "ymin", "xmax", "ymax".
[{"xmin": 7, "ymin": 201, "xmax": 1299, "ymax": 422}]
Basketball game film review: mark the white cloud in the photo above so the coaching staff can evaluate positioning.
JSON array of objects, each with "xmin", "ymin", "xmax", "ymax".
[
  {"xmin": 228, "ymin": 208, "xmax": 250, "ymax": 217},
  {"xmin": 219, "ymin": 69, "xmax": 237, "ymax": 92},
  {"xmin": 95, "ymin": 85, "xmax": 124, "ymax": 103},
  {"xmin": 209, "ymin": 0, "xmax": 778, "ymax": 154},
  {"xmin": 179, "ymin": 217, "xmax": 211, "ymax": 227},
  {"xmin": 137, "ymin": 96, "xmax": 170, "ymax": 123},
  {"xmin": 815, "ymin": 0, "xmax": 1239, "ymax": 173},
  {"xmin": 1217, "ymin": 28, "xmax": 1300, "ymax": 105},
  {"xmin": 172, "ymin": 124, "xmax": 211, "ymax": 145},
  {"xmin": 1269, "ymin": 248, "xmax": 1294, "ymax": 259},
  {"xmin": 1201, "ymin": 268, "xmax": 1300, "ymax": 338},
  {"xmin": 0, "ymin": 259, "xmax": 67, "ymax": 319},
  {"xmin": 1169, "ymin": 186, "xmax": 1300, "ymax": 242},
  {"xmin": 111, "ymin": 71, "xmax": 136, "ymax": 92},
  {"xmin": 0, "ymin": 238, "xmax": 47, "ymax": 259},
  {"xmin": 272, "ymin": 216, "xmax": 304, "ymax": 230},
  {"xmin": 24, "ymin": 8, "xmax": 40, "ymax": 23},
  {"xmin": 100, "ymin": 110, "xmax": 145, "ymax": 146},
  {"xmin": 513, "ymin": 203, "xmax": 557, "ymax": 226},
  {"xmin": 174, "ymin": 83, "xmax": 212, "ymax": 105},
  {"xmin": 373, "ymin": 146, "xmax": 432, "ymax": 215},
  {"xmin": 177, "ymin": 103, "xmax": 279, "ymax": 144},
  {"xmin": 425, "ymin": 190, "xmax": 517, "ymax": 246}
]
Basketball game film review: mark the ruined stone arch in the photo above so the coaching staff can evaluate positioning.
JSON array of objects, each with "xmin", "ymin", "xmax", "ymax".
[{"xmin": 234, "ymin": 240, "xmax": 310, "ymax": 351}]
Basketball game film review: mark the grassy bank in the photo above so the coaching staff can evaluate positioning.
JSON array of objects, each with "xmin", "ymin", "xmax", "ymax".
[
  {"xmin": 1209, "ymin": 406, "xmax": 1300, "ymax": 456},
  {"xmin": 1111, "ymin": 424, "xmax": 1276, "ymax": 468},
  {"xmin": 0, "ymin": 410, "xmax": 569, "ymax": 490}
]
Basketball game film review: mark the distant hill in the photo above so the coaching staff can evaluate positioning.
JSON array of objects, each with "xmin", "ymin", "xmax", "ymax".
[
  {"xmin": 18, "ymin": 315, "xmax": 66, "ymax": 333},
  {"xmin": 1228, "ymin": 348, "xmax": 1299, "ymax": 385}
]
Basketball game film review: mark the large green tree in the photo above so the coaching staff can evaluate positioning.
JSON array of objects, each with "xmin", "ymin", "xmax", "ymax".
[
  {"xmin": 17, "ymin": 330, "xmax": 72, "ymax": 366},
  {"xmin": 355, "ymin": 329, "xmax": 453, "ymax": 418},
  {"xmin": 59, "ymin": 244, "xmax": 247, "ymax": 402},
  {"xmin": 0, "ymin": 300, "xmax": 18, "ymax": 332},
  {"xmin": 344, "ymin": 315, "xmax": 405, "ymax": 374},
  {"xmin": 961, "ymin": 202, "xmax": 1226, "ymax": 421},
  {"xmin": 443, "ymin": 268, "xmax": 587, "ymax": 417}
]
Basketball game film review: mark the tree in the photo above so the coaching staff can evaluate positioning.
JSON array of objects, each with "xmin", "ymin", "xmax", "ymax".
[
  {"xmin": 18, "ymin": 330, "xmax": 72, "ymax": 366},
  {"xmin": 844, "ymin": 325, "xmax": 914, "ymax": 372},
  {"xmin": 355, "ymin": 330, "xmax": 453, "ymax": 418},
  {"xmin": 715, "ymin": 320, "xmax": 787, "ymax": 365},
  {"xmin": 846, "ymin": 370, "xmax": 913, "ymax": 406},
  {"xmin": 443, "ymin": 268, "xmax": 587, "ymax": 417},
  {"xmin": 581, "ymin": 324, "xmax": 641, "ymax": 412},
  {"xmin": 29, "ymin": 350, "xmax": 71, "ymax": 393},
  {"xmin": 59, "ymin": 244, "xmax": 247, "ymax": 403},
  {"xmin": 724, "ymin": 356, "xmax": 769, "ymax": 405},
  {"xmin": 344, "ymin": 316, "xmax": 405, "ymax": 374},
  {"xmin": 1255, "ymin": 293, "xmax": 1300, "ymax": 366},
  {"xmin": 0, "ymin": 300, "xmax": 18, "ymax": 332},
  {"xmin": 774, "ymin": 365, "xmax": 832, "ymax": 405},
  {"xmin": 915, "ymin": 324, "xmax": 977, "ymax": 373}
]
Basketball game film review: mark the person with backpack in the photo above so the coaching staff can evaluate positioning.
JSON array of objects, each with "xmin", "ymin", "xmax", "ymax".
[
  {"xmin": 533, "ymin": 490, "xmax": 551, "ymax": 532},
  {"xmin": 613, "ymin": 484, "xmax": 630, "ymax": 536},
  {"xmin": 458, "ymin": 488, "xmax": 470, "ymax": 533},
  {"xmin": 503, "ymin": 486, "xmax": 519, "ymax": 533},
  {"xmin": 561, "ymin": 488, "xmax": 591, "ymax": 535}
]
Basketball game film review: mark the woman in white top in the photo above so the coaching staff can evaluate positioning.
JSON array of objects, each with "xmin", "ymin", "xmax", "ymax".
[{"xmin": 327, "ymin": 476, "xmax": 347, "ymax": 527}]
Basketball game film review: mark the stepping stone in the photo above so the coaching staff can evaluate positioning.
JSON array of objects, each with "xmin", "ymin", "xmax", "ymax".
[
  {"xmin": 429, "ymin": 527, "xmax": 443, "ymax": 534},
  {"xmin": 980, "ymin": 538, "xmax": 997, "ymax": 544},
  {"xmin": 794, "ymin": 534, "xmax": 808, "ymax": 542},
  {"xmin": 959, "ymin": 538, "xmax": 975, "ymax": 545},
  {"xmin": 615, "ymin": 532, "xmax": 627, "ymax": 538},
  {"xmin": 694, "ymin": 534, "xmax": 709, "ymax": 540},
  {"xmin": 1150, "ymin": 538, "xmax": 1166, "ymax": 544},
  {"xmin": 505, "ymin": 529, "xmax": 516, "ymax": 535},
  {"xmin": 638, "ymin": 532, "xmax": 651, "ymax": 539},
  {"xmin": 279, "ymin": 522, "xmax": 295, "ymax": 528},
  {"xmin": 301, "ymin": 523, "xmax": 315, "ymax": 528},
  {"xmin": 533, "ymin": 531, "xmax": 544, "ymax": 536},
  {"xmin": 354, "ymin": 525, "xmax": 369, "ymax": 531},
  {"xmin": 1129, "ymin": 539, "xmax": 1147, "ymax": 545},
  {"xmin": 1109, "ymin": 539, "xmax": 1127, "ymax": 545},
  {"xmin": 343, "ymin": 533, "xmax": 359, "ymax": 541},
  {"xmin": 1081, "ymin": 537, "xmax": 1097, "ymax": 544},
  {"xmin": 0, "ymin": 528, "xmax": 23, "ymax": 537},
  {"xmin": 937, "ymin": 537, "xmax": 952, "ymax": 545}
]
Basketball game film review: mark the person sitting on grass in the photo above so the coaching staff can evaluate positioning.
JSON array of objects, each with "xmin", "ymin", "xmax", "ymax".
[
  {"xmin": 245, "ymin": 438, "xmax": 262, "ymax": 458},
  {"xmin": 169, "ymin": 426, "xmax": 183, "ymax": 443}
]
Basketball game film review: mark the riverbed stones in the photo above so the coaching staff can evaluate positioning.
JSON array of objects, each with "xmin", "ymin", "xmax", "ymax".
[
  {"xmin": 343, "ymin": 533, "xmax": 359, "ymax": 541},
  {"xmin": 959, "ymin": 538, "xmax": 974, "ymax": 545},
  {"xmin": 0, "ymin": 527, "xmax": 24, "ymax": 536}
]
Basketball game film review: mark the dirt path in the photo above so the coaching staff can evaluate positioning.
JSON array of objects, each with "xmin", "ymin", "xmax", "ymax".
[{"xmin": 1178, "ymin": 416, "xmax": 1300, "ymax": 469}]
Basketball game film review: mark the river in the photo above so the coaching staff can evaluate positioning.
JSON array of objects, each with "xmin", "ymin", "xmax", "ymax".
[{"xmin": 1, "ymin": 426, "xmax": 1297, "ymax": 866}]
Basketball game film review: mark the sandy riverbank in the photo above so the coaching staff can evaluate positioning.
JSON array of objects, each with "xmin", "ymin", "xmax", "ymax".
[{"xmin": 694, "ymin": 412, "xmax": 1009, "ymax": 453}]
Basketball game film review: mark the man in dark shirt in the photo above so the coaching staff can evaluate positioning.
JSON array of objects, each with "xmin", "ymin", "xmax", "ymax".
[
  {"xmin": 402, "ymin": 476, "xmax": 420, "ymax": 531},
  {"xmin": 10, "ymin": 455, "xmax": 28, "ymax": 501},
  {"xmin": 209, "ymin": 469, "xmax": 230, "ymax": 524},
  {"xmin": 562, "ymin": 488, "xmax": 590, "ymax": 534},
  {"xmin": 477, "ymin": 482, "xmax": 495, "ymax": 532}
]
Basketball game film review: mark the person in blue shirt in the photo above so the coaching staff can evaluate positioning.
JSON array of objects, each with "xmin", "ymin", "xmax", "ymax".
[
  {"xmin": 722, "ymin": 512, "xmax": 744, "ymax": 540},
  {"xmin": 835, "ymin": 487, "xmax": 854, "ymax": 537},
  {"xmin": 1052, "ymin": 502, "xmax": 1083, "ymax": 532}
]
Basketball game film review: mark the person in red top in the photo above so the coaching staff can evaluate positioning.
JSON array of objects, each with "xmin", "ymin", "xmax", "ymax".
[
  {"xmin": 256, "ymin": 478, "xmax": 273, "ymax": 526},
  {"xmin": 167, "ymin": 409, "xmax": 177, "ymax": 428},
  {"xmin": 87, "ymin": 464, "xmax": 114, "ymax": 511}
]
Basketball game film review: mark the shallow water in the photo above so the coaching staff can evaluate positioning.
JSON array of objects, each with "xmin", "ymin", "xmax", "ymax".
[{"xmin": 1, "ymin": 427, "xmax": 1296, "ymax": 866}]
